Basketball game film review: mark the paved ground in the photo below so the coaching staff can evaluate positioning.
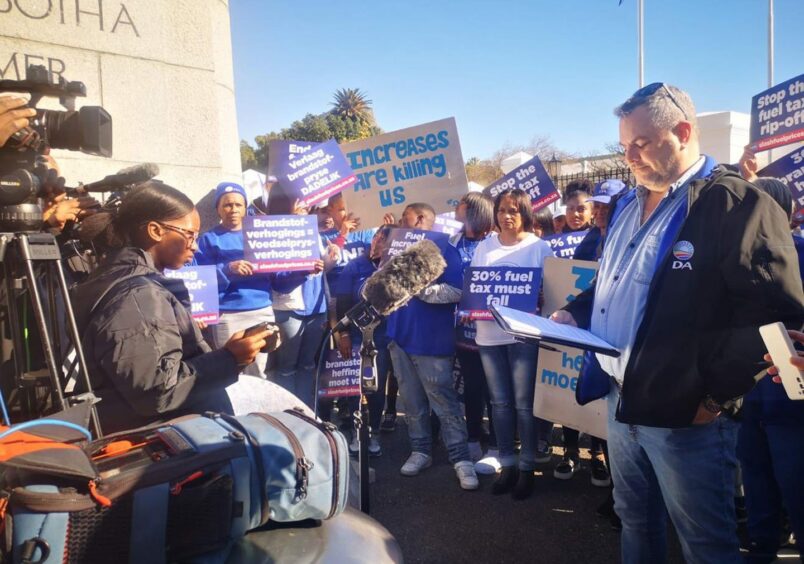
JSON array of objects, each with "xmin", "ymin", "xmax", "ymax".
[{"xmin": 361, "ymin": 416, "xmax": 682, "ymax": 564}]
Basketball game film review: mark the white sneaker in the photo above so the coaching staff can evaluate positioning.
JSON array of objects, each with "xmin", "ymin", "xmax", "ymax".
[
  {"xmin": 468, "ymin": 441, "xmax": 483, "ymax": 463},
  {"xmin": 368, "ymin": 434, "xmax": 382, "ymax": 457},
  {"xmin": 454, "ymin": 460, "xmax": 479, "ymax": 490},
  {"xmin": 474, "ymin": 448, "xmax": 502, "ymax": 475},
  {"xmin": 400, "ymin": 452, "xmax": 432, "ymax": 476},
  {"xmin": 348, "ymin": 432, "xmax": 359, "ymax": 457}
]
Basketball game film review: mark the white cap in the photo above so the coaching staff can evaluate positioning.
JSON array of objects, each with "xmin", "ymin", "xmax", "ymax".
[{"xmin": 553, "ymin": 204, "xmax": 567, "ymax": 218}]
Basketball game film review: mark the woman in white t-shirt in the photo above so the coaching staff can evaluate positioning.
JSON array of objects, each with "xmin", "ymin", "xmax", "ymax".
[{"xmin": 471, "ymin": 188, "xmax": 554, "ymax": 500}]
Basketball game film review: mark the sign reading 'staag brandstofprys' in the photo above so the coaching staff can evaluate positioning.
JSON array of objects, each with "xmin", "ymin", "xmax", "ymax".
[{"xmin": 164, "ymin": 266, "xmax": 220, "ymax": 325}]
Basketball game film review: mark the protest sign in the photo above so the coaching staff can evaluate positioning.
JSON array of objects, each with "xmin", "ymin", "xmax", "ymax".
[
  {"xmin": 318, "ymin": 345, "xmax": 361, "ymax": 399},
  {"xmin": 534, "ymin": 257, "xmax": 606, "ymax": 439},
  {"xmin": 749, "ymin": 73, "xmax": 804, "ymax": 152},
  {"xmin": 164, "ymin": 265, "xmax": 220, "ymax": 324},
  {"xmin": 482, "ymin": 155, "xmax": 560, "ymax": 212},
  {"xmin": 271, "ymin": 139, "xmax": 357, "ymax": 207},
  {"xmin": 242, "ymin": 215, "xmax": 320, "ymax": 272},
  {"xmin": 541, "ymin": 256, "xmax": 599, "ymax": 317},
  {"xmin": 379, "ymin": 228, "xmax": 449, "ymax": 266},
  {"xmin": 340, "ymin": 118, "xmax": 469, "ymax": 228},
  {"xmin": 459, "ymin": 267, "xmax": 541, "ymax": 320},
  {"xmin": 757, "ymin": 145, "xmax": 804, "ymax": 221},
  {"xmin": 433, "ymin": 213, "xmax": 463, "ymax": 237},
  {"xmin": 545, "ymin": 230, "xmax": 590, "ymax": 260}
]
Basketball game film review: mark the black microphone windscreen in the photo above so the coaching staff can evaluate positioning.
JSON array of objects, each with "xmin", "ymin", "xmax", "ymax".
[
  {"xmin": 362, "ymin": 239, "xmax": 446, "ymax": 316},
  {"xmin": 116, "ymin": 162, "xmax": 159, "ymax": 183}
]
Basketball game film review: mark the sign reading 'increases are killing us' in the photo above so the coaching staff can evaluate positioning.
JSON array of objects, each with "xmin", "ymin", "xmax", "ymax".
[{"xmin": 340, "ymin": 118, "xmax": 469, "ymax": 229}]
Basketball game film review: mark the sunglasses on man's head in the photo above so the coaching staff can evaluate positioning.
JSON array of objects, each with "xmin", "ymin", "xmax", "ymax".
[{"xmin": 621, "ymin": 82, "xmax": 689, "ymax": 120}]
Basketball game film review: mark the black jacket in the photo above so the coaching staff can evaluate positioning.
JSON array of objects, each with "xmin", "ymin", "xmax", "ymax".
[
  {"xmin": 565, "ymin": 168, "xmax": 804, "ymax": 427},
  {"xmin": 73, "ymin": 248, "xmax": 239, "ymax": 433}
]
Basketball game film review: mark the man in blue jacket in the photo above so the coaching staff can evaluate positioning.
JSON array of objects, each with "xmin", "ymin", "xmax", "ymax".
[{"xmin": 552, "ymin": 83, "xmax": 804, "ymax": 563}]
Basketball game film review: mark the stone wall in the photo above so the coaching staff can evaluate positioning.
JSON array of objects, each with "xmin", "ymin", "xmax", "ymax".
[{"xmin": 0, "ymin": 0, "xmax": 241, "ymax": 206}]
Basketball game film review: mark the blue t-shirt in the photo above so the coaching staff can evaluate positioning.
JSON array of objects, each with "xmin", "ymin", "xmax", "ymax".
[
  {"xmin": 334, "ymin": 254, "xmax": 389, "ymax": 347},
  {"xmin": 194, "ymin": 226, "xmax": 272, "ymax": 312},
  {"xmin": 386, "ymin": 243, "xmax": 463, "ymax": 356},
  {"xmin": 450, "ymin": 233, "xmax": 486, "ymax": 352},
  {"xmin": 320, "ymin": 228, "xmax": 376, "ymax": 286}
]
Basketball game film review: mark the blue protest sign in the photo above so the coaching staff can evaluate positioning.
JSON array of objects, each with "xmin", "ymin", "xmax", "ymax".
[
  {"xmin": 757, "ymin": 145, "xmax": 804, "ymax": 221},
  {"xmin": 273, "ymin": 139, "xmax": 357, "ymax": 207},
  {"xmin": 379, "ymin": 228, "xmax": 450, "ymax": 266},
  {"xmin": 749, "ymin": 73, "xmax": 804, "ymax": 152},
  {"xmin": 433, "ymin": 213, "xmax": 463, "ymax": 237},
  {"xmin": 164, "ymin": 265, "xmax": 220, "ymax": 324},
  {"xmin": 318, "ymin": 345, "xmax": 361, "ymax": 399},
  {"xmin": 459, "ymin": 267, "xmax": 541, "ymax": 320},
  {"xmin": 242, "ymin": 215, "xmax": 321, "ymax": 272},
  {"xmin": 482, "ymin": 155, "xmax": 560, "ymax": 212},
  {"xmin": 545, "ymin": 230, "xmax": 589, "ymax": 260}
]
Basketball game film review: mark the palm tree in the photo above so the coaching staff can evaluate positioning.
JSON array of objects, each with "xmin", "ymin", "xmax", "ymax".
[{"xmin": 330, "ymin": 88, "xmax": 374, "ymax": 123}]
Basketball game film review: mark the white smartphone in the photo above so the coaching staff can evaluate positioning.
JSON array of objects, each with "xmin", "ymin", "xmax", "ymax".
[{"xmin": 759, "ymin": 322, "xmax": 804, "ymax": 401}]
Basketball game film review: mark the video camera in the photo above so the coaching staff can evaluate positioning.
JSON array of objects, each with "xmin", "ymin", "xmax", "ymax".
[{"xmin": 0, "ymin": 64, "xmax": 112, "ymax": 231}]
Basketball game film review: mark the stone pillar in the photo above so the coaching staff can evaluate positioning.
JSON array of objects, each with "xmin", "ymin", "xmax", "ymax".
[{"xmin": 0, "ymin": 0, "xmax": 241, "ymax": 206}]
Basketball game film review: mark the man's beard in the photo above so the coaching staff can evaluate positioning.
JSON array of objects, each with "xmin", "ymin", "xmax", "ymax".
[{"xmin": 633, "ymin": 154, "xmax": 682, "ymax": 190}]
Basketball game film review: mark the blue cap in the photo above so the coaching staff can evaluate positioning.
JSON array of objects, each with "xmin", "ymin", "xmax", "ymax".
[
  {"xmin": 214, "ymin": 182, "xmax": 247, "ymax": 207},
  {"xmin": 588, "ymin": 179, "xmax": 627, "ymax": 204}
]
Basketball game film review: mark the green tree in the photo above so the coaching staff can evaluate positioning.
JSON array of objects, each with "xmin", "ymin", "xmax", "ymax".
[
  {"xmin": 330, "ymin": 88, "xmax": 374, "ymax": 123},
  {"xmin": 240, "ymin": 89, "xmax": 383, "ymax": 170},
  {"xmin": 240, "ymin": 140, "xmax": 258, "ymax": 170}
]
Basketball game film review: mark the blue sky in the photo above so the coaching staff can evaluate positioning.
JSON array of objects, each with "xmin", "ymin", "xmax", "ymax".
[{"xmin": 231, "ymin": 0, "xmax": 804, "ymax": 160}]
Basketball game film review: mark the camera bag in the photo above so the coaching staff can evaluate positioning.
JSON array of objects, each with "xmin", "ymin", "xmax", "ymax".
[{"xmin": 0, "ymin": 409, "xmax": 348, "ymax": 563}]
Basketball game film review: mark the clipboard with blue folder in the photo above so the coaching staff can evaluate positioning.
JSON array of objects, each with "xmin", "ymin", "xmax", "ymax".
[{"xmin": 489, "ymin": 304, "xmax": 621, "ymax": 358}]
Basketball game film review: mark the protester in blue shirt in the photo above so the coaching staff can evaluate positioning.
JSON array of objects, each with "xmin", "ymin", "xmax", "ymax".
[
  {"xmin": 386, "ymin": 202, "xmax": 479, "ymax": 491},
  {"xmin": 334, "ymin": 225, "xmax": 394, "ymax": 457},
  {"xmin": 562, "ymin": 179, "xmax": 594, "ymax": 234},
  {"xmin": 195, "ymin": 182, "xmax": 299, "ymax": 377},
  {"xmin": 736, "ymin": 177, "xmax": 804, "ymax": 560},
  {"xmin": 319, "ymin": 193, "xmax": 376, "ymax": 287},
  {"xmin": 450, "ymin": 193, "xmax": 496, "ymax": 468},
  {"xmin": 251, "ymin": 188, "xmax": 332, "ymax": 409}
]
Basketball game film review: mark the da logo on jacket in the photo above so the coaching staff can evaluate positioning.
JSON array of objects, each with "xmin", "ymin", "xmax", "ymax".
[{"xmin": 672, "ymin": 241, "xmax": 694, "ymax": 270}]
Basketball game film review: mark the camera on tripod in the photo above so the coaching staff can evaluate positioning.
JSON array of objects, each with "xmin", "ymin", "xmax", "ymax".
[{"xmin": 0, "ymin": 64, "xmax": 112, "ymax": 231}]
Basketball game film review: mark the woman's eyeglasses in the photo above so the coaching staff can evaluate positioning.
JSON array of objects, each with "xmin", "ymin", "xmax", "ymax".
[{"xmin": 157, "ymin": 222, "xmax": 199, "ymax": 247}]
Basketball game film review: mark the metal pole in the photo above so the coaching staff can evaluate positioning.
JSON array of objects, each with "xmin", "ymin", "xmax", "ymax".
[
  {"xmin": 768, "ymin": 0, "xmax": 774, "ymax": 88},
  {"xmin": 638, "ymin": 0, "xmax": 644, "ymax": 87}
]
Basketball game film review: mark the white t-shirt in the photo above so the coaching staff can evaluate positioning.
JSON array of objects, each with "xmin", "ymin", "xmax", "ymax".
[{"xmin": 471, "ymin": 232, "xmax": 554, "ymax": 346}]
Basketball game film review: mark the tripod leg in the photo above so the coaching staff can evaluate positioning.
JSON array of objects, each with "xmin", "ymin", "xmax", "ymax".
[
  {"xmin": 52, "ymin": 257, "xmax": 102, "ymax": 438},
  {"xmin": 355, "ymin": 394, "xmax": 371, "ymax": 514},
  {"xmin": 1, "ymin": 262, "xmax": 35, "ymax": 421},
  {"xmin": 19, "ymin": 251, "xmax": 66, "ymax": 411}
]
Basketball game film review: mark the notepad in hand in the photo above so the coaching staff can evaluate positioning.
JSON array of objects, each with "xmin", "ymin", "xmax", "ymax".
[{"xmin": 489, "ymin": 304, "xmax": 620, "ymax": 357}]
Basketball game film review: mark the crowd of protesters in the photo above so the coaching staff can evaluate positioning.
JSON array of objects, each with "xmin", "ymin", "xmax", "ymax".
[{"xmin": 11, "ymin": 80, "xmax": 798, "ymax": 563}]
